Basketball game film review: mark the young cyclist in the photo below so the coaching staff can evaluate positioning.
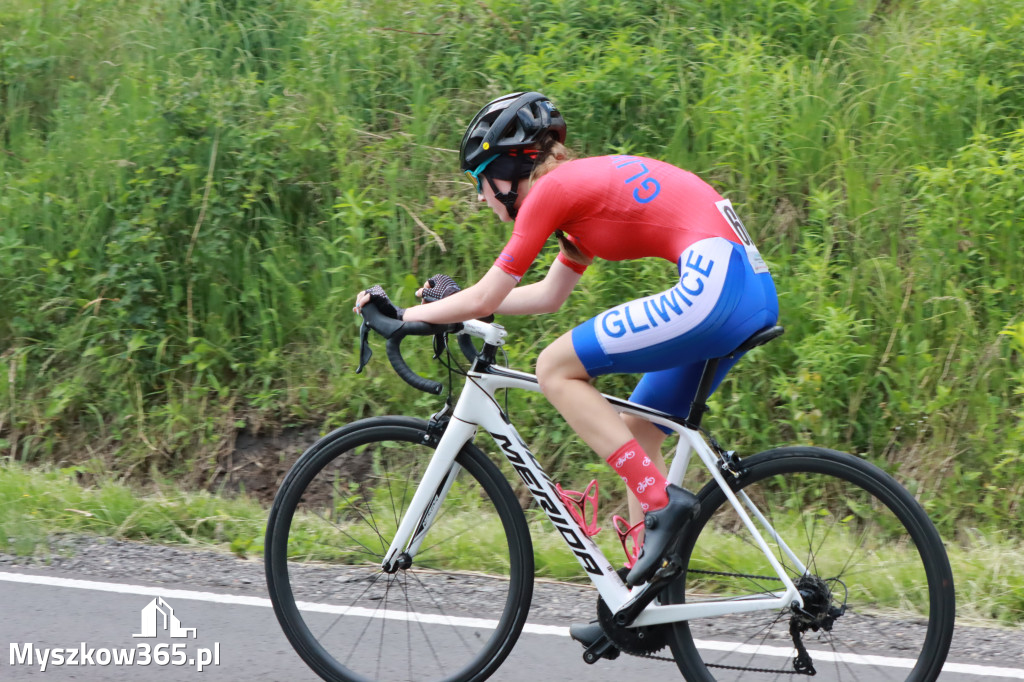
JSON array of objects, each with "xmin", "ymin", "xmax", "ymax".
[{"xmin": 353, "ymin": 91, "xmax": 778, "ymax": 641}]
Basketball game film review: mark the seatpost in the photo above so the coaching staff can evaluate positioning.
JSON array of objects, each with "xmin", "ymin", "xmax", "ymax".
[{"xmin": 685, "ymin": 357, "xmax": 720, "ymax": 430}]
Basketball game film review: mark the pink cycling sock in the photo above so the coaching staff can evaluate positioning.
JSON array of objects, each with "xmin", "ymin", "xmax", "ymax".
[{"xmin": 606, "ymin": 439, "xmax": 669, "ymax": 512}]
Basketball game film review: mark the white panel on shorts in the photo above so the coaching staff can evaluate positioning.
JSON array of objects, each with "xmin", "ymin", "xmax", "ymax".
[{"xmin": 594, "ymin": 237, "xmax": 734, "ymax": 356}]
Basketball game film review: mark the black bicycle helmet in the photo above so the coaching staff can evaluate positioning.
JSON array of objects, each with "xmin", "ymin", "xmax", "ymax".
[
  {"xmin": 459, "ymin": 91, "xmax": 566, "ymax": 172},
  {"xmin": 459, "ymin": 92, "xmax": 567, "ymax": 217}
]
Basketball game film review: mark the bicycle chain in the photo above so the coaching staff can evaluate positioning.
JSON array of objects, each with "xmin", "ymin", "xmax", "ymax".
[
  {"xmin": 632, "ymin": 645, "xmax": 805, "ymax": 675},
  {"xmin": 631, "ymin": 645, "xmax": 803, "ymax": 675},
  {"xmin": 705, "ymin": 662, "xmax": 807, "ymax": 675},
  {"xmin": 688, "ymin": 568, "xmax": 783, "ymax": 582}
]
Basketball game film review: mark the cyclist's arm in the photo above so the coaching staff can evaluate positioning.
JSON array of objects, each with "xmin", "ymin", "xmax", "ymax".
[
  {"xmin": 401, "ymin": 266, "xmax": 516, "ymax": 324},
  {"xmin": 494, "ymin": 259, "xmax": 582, "ymax": 315}
]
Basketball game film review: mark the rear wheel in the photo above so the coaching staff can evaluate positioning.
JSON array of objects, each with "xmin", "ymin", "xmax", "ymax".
[
  {"xmin": 667, "ymin": 446, "xmax": 955, "ymax": 682},
  {"xmin": 265, "ymin": 416, "xmax": 534, "ymax": 682}
]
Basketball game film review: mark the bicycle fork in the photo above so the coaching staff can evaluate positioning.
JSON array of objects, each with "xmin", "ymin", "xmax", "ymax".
[{"xmin": 379, "ymin": 414, "xmax": 476, "ymax": 573}]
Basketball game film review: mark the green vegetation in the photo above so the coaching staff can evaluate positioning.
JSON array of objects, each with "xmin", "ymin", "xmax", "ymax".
[
  {"xmin": 2, "ymin": 461, "xmax": 1022, "ymax": 623},
  {"xmin": 1, "ymin": 0, "xmax": 1022, "ymax": 610},
  {"xmin": 0, "ymin": 462, "xmax": 266, "ymax": 557}
]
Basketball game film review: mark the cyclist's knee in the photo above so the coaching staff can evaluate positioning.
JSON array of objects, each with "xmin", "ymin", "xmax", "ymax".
[
  {"xmin": 535, "ymin": 345, "xmax": 562, "ymax": 397},
  {"xmin": 621, "ymin": 412, "xmax": 644, "ymax": 430},
  {"xmin": 536, "ymin": 338, "xmax": 588, "ymax": 397}
]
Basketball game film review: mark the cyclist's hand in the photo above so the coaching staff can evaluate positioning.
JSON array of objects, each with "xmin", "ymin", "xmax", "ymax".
[
  {"xmin": 353, "ymin": 285, "xmax": 405, "ymax": 319},
  {"xmin": 416, "ymin": 274, "xmax": 461, "ymax": 303}
]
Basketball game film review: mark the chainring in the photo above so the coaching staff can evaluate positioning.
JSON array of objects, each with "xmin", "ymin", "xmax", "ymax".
[{"xmin": 596, "ymin": 568, "xmax": 671, "ymax": 656}]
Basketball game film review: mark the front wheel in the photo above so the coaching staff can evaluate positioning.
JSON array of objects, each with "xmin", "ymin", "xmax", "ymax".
[
  {"xmin": 666, "ymin": 446, "xmax": 955, "ymax": 682},
  {"xmin": 265, "ymin": 416, "xmax": 534, "ymax": 682}
]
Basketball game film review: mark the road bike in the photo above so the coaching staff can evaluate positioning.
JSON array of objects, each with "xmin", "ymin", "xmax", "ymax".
[{"xmin": 264, "ymin": 304, "xmax": 955, "ymax": 682}]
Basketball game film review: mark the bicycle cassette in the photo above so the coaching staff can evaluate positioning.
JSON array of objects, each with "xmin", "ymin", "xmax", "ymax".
[{"xmin": 596, "ymin": 569, "xmax": 670, "ymax": 656}]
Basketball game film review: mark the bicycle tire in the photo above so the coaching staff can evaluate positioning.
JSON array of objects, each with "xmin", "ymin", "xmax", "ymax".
[
  {"xmin": 666, "ymin": 446, "xmax": 955, "ymax": 682},
  {"xmin": 265, "ymin": 416, "xmax": 534, "ymax": 682}
]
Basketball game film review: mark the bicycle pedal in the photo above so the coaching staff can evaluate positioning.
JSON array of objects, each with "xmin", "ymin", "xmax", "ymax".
[
  {"xmin": 582, "ymin": 635, "xmax": 619, "ymax": 664},
  {"xmin": 651, "ymin": 555, "xmax": 683, "ymax": 583}
]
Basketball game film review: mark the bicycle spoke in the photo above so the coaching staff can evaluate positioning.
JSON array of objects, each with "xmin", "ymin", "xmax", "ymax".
[
  {"xmin": 668, "ymin": 447, "xmax": 953, "ymax": 682},
  {"xmin": 337, "ymin": 572, "xmax": 390, "ymax": 667},
  {"xmin": 318, "ymin": 570, "xmax": 387, "ymax": 645},
  {"xmin": 268, "ymin": 424, "xmax": 532, "ymax": 682},
  {"xmin": 407, "ymin": 569, "xmax": 478, "ymax": 654},
  {"xmin": 395, "ymin": 574, "xmax": 448, "ymax": 675},
  {"xmin": 307, "ymin": 502, "xmax": 386, "ymax": 562}
]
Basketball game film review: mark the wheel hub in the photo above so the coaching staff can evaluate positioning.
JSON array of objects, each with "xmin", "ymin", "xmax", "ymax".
[
  {"xmin": 788, "ymin": 574, "xmax": 847, "ymax": 675},
  {"xmin": 791, "ymin": 574, "xmax": 845, "ymax": 633},
  {"xmin": 383, "ymin": 552, "xmax": 413, "ymax": 574}
]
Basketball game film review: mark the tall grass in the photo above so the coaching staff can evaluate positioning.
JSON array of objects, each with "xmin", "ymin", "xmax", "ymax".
[{"xmin": 1, "ymin": 0, "xmax": 1022, "ymax": 539}]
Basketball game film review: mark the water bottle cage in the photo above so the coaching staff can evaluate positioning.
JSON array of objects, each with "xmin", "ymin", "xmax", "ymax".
[
  {"xmin": 612, "ymin": 515, "xmax": 643, "ymax": 570},
  {"xmin": 555, "ymin": 480, "xmax": 645, "ymax": 569},
  {"xmin": 555, "ymin": 480, "xmax": 602, "ymax": 537}
]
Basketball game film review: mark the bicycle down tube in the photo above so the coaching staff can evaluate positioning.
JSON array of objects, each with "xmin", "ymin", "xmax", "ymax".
[{"xmin": 382, "ymin": 350, "xmax": 804, "ymax": 622}]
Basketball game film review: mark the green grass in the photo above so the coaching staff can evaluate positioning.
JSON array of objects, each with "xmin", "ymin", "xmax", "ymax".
[
  {"xmin": 1, "ymin": 462, "xmax": 1022, "ymax": 625},
  {"xmin": 688, "ymin": 512, "xmax": 937, "ymax": 614},
  {"xmin": 0, "ymin": 462, "xmax": 268, "ymax": 558}
]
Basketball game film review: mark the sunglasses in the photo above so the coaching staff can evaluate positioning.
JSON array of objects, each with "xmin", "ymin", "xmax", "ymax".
[{"xmin": 463, "ymin": 155, "xmax": 498, "ymax": 193}]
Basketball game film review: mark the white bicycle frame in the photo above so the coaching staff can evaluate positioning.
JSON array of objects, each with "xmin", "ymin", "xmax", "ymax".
[{"xmin": 381, "ymin": 321, "xmax": 805, "ymax": 626}]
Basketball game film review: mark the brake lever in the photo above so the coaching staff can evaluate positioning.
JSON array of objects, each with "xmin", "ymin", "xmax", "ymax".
[
  {"xmin": 355, "ymin": 319, "xmax": 373, "ymax": 373},
  {"xmin": 432, "ymin": 332, "xmax": 447, "ymax": 360}
]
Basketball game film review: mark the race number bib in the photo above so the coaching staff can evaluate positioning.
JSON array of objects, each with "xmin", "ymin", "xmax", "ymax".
[{"xmin": 715, "ymin": 199, "xmax": 769, "ymax": 274}]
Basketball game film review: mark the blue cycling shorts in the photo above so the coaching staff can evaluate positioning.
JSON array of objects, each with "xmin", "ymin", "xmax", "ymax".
[{"xmin": 571, "ymin": 237, "xmax": 778, "ymax": 426}]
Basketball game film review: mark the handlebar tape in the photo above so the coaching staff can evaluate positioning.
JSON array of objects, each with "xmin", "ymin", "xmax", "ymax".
[
  {"xmin": 385, "ymin": 337, "xmax": 444, "ymax": 395},
  {"xmin": 361, "ymin": 302, "xmax": 458, "ymax": 395},
  {"xmin": 457, "ymin": 334, "xmax": 481, "ymax": 365}
]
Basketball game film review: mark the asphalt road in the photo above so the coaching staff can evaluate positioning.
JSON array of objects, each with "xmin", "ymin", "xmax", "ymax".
[{"xmin": 0, "ymin": 567, "xmax": 1021, "ymax": 681}]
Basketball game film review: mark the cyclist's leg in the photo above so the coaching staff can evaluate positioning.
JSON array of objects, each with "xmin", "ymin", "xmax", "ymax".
[
  {"xmin": 620, "ymin": 254, "xmax": 775, "ymax": 521},
  {"xmin": 620, "ymin": 412, "xmax": 671, "ymax": 523},
  {"xmin": 535, "ymin": 335, "xmax": 639, "ymax": 459},
  {"xmin": 570, "ymin": 238, "xmax": 776, "ymax": 583},
  {"xmin": 620, "ymin": 359, "xmax": 740, "ymax": 525}
]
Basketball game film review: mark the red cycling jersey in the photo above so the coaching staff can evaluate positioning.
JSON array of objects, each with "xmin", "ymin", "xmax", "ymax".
[{"xmin": 495, "ymin": 155, "xmax": 750, "ymax": 280}]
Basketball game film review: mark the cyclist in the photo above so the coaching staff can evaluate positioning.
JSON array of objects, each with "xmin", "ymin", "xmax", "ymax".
[{"xmin": 353, "ymin": 90, "xmax": 778, "ymax": 610}]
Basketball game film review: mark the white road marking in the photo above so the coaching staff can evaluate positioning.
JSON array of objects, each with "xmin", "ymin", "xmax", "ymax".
[
  {"xmin": 1, "ymin": 571, "xmax": 1020, "ymax": 679},
  {"xmin": 691, "ymin": 639, "xmax": 1024, "ymax": 678}
]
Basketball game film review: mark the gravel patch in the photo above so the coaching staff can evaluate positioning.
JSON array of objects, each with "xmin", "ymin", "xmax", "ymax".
[{"xmin": 1, "ymin": 536, "xmax": 1020, "ymax": 669}]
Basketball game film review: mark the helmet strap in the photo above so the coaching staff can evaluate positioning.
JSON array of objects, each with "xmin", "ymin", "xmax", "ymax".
[{"xmin": 486, "ymin": 155, "xmax": 526, "ymax": 219}]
